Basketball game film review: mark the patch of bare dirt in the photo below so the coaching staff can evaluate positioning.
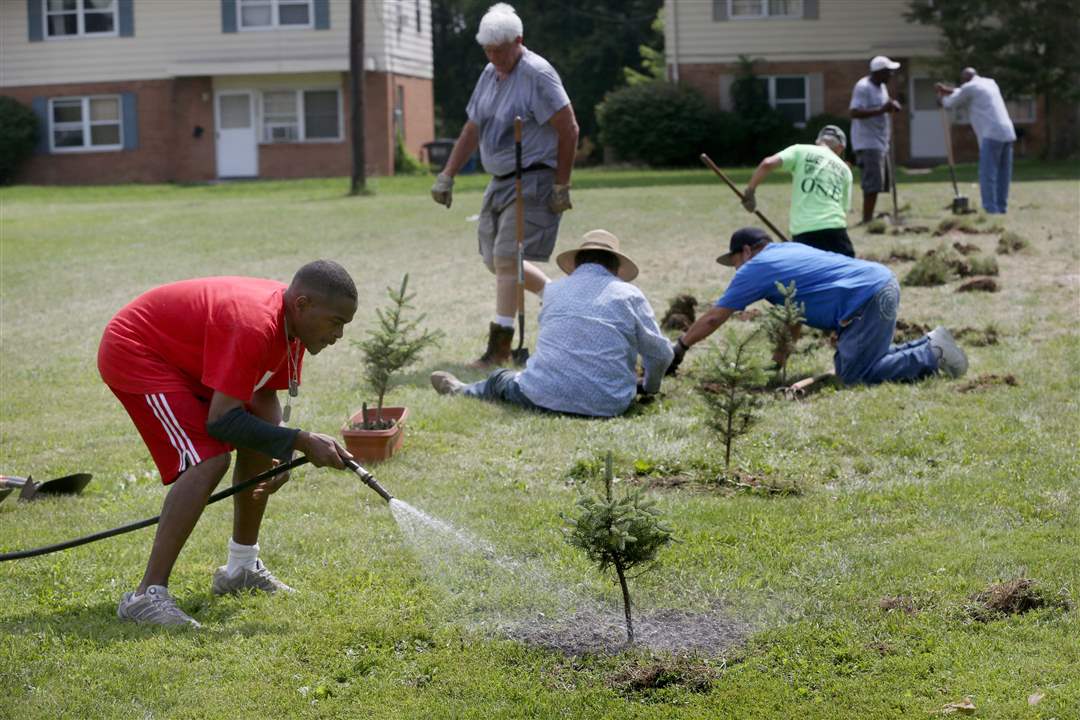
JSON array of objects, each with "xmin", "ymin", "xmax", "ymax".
[
  {"xmin": 878, "ymin": 596, "xmax": 918, "ymax": 614},
  {"xmin": 956, "ymin": 277, "xmax": 999, "ymax": 293},
  {"xmin": 967, "ymin": 578, "xmax": 1071, "ymax": 621},
  {"xmin": 609, "ymin": 657, "xmax": 719, "ymax": 695},
  {"xmin": 894, "ymin": 319, "xmax": 931, "ymax": 343},
  {"xmin": 957, "ymin": 374, "xmax": 1018, "ymax": 393},
  {"xmin": 505, "ymin": 602, "xmax": 749, "ymax": 657},
  {"xmin": 661, "ymin": 294, "xmax": 698, "ymax": 332},
  {"xmin": 954, "ymin": 326, "xmax": 1000, "ymax": 346}
]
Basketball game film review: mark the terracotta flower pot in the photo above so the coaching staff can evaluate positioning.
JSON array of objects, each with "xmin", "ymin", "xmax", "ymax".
[{"xmin": 341, "ymin": 406, "xmax": 409, "ymax": 463}]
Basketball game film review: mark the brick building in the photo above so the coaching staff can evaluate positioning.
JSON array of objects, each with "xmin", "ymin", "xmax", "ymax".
[
  {"xmin": 664, "ymin": 0, "xmax": 1047, "ymax": 164},
  {"xmin": 0, "ymin": 0, "xmax": 435, "ymax": 184}
]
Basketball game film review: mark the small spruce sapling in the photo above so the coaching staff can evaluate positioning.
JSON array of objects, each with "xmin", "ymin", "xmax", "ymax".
[
  {"xmin": 564, "ymin": 452, "xmax": 673, "ymax": 645},
  {"xmin": 763, "ymin": 281, "xmax": 805, "ymax": 386},
  {"xmin": 353, "ymin": 274, "xmax": 442, "ymax": 429},
  {"xmin": 700, "ymin": 327, "xmax": 765, "ymax": 469}
]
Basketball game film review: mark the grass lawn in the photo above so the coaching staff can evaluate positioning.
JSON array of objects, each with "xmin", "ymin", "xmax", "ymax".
[{"xmin": 1, "ymin": 166, "xmax": 1078, "ymax": 719}]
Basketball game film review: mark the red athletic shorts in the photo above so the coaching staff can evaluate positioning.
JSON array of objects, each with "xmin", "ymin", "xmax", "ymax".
[{"xmin": 110, "ymin": 388, "xmax": 232, "ymax": 485}]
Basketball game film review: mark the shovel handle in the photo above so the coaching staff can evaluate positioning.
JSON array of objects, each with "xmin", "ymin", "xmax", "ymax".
[
  {"xmin": 699, "ymin": 154, "xmax": 789, "ymax": 242},
  {"xmin": 0, "ymin": 475, "xmax": 29, "ymax": 489}
]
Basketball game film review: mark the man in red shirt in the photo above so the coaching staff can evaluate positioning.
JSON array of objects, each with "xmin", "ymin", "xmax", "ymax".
[{"xmin": 98, "ymin": 260, "xmax": 358, "ymax": 628}]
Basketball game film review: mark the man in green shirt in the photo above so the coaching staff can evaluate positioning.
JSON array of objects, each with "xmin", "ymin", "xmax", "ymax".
[{"xmin": 741, "ymin": 125, "xmax": 855, "ymax": 257}]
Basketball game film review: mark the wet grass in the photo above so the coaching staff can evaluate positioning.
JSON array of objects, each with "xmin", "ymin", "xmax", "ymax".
[{"xmin": 1, "ymin": 171, "xmax": 1078, "ymax": 719}]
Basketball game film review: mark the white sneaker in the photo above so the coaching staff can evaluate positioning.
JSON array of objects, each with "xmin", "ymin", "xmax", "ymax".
[
  {"xmin": 117, "ymin": 585, "xmax": 200, "ymax": 628},
  {"xmin": 928, "ymin": 326, "xmax": 968, "ymax": 378},
  {"xmin": 212, "ymin": 559, "xmax": 295, "ymax": 596},
  {"xmin": 430, "ymin": 371, "xmax": 465, "ymax": 396}
]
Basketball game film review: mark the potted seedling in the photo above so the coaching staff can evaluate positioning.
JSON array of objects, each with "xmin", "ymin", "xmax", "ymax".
[
  {"xmin": 564, "ymin": 452, "xmax": 674, "ymax": 646},
  {"xmin": 342, "ymin": 274, "xmax": 442, "ymax": 462}
]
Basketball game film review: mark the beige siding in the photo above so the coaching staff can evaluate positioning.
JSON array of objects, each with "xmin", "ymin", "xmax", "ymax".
[
  {"xmin": 376, "ymin": 0, "xmax": 434, "ymax": 79},
  {"xmin": 666, "ymin": 0, "xmax": 942, "ymax": 65},
  {"xmin": 0, "ymin": 0, "xmax": 432, "ymax": 88}
]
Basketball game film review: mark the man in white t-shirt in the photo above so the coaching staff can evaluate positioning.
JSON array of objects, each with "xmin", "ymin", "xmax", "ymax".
[
  {"xmin": 937, "ymin": 68, "xmax": 1017, "ymax": 214},
  {"xmin": 849, "ymin": 56, "xmax": 902, "ymax": 223}
]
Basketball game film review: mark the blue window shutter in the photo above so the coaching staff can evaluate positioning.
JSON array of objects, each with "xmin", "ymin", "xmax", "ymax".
[
  {"xmin": 713, "ymin": 0, "xmax": 728, "ymax": 21},
  {"xmin": 28, "ymin": 0, "xmax": 44, "ymax": 41},
  {"xmin": 803, "ymin": 0, "xmax": 819, "ymax": 19},
  {"xmin": 118, "ymin": 0, "xmax": 134, "ymax": 36},
  {"xmin": 31, "ymin": 97, "xmax": 49, "ymax": 154},
  {"xmin": 314, "ymin": 0, "xmax": 330, "ymax": 29},
  {"xmin": 122, "ymin": 93, "xmax": 139, "ymax": 150},
  {"xmin": 221, "ymin": 0, "xmax": 237, "ymax": 33}
]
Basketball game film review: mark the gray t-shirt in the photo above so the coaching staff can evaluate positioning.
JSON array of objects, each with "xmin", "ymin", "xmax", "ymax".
[
  {"xmin": 466, "ymin": 47, "xmax": 571, "ymax": 177},
  {"xmin": 849, "ymin": 76, "xmax": 890, "ymax": 152}
]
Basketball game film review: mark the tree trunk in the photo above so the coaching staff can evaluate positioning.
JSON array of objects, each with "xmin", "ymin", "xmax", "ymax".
[
  {"xmin": 349, "ymin": 0, "xmax": 366, "ymax": 195},
  {"xmin": 613, "ymin": 556, "xmax": 634, "ymax": 645},
  {"xmin": 724, "ymin": 384, "xmax": 735, "ymax": 469}
]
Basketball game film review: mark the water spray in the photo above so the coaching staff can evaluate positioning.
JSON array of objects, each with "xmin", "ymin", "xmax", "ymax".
[{"xmin": 345, "ymin": 459, "xmax": 394, "ymax": 503}]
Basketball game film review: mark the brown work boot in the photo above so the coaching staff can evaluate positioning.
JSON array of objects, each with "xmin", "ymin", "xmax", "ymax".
[{"xmin": 468, "ymin": 322, "xmax": 515, "ymax": 368}]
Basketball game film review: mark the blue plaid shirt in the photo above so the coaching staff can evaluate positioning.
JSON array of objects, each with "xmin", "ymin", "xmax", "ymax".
[{"xmin": 516, "ymin": 264, "xmax": 674, "ymax": 417}]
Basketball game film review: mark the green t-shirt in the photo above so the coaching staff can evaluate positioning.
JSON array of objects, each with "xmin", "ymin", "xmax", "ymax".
[{"xmin": 778, "ymin": 144, "xmax": 853, "ymax": 236}]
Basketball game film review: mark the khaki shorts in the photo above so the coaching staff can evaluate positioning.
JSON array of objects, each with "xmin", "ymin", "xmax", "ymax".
[{"xmin": 478, "ymin": 169, "xmax": 562, "ymax": 266}]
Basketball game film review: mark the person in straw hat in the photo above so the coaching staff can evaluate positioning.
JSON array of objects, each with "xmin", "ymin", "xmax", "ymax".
[{"xmin": 430, "ymin": 230, "xmax": 673, "ymax": 417}]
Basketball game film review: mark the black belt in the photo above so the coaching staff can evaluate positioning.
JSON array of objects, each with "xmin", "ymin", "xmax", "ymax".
[{"xmin": 493, "ymin": 164, "xmax": 553, "ymax": 181}]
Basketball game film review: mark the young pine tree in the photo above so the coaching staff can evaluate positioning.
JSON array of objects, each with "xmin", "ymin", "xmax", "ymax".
[
  {"xmin": 700, "ymin": 327, "xmax": 766, "ymax": 470},
  {"xmin": 564, "ymin": 452, "xmax": 674, "ymax": 645},
  {"xmin": 354, "ymin": 274, "xmax": 442, "ymax": 428},
  {"xmin": 763, "ymin": 280, "xmax": 805, "ymax": 386}
]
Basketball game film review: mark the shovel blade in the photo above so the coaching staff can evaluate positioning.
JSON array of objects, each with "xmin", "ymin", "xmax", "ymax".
[
  {"xmin": 18, "ymin": 473, "xmax": 93, "ymax": 501},
  {"xmin": 951, "ymin": 196, "xmax": 970, "ymax": 214},
  {"xmin": 0, "ymin": 487, "xmax": 12, "ymax": 505}
]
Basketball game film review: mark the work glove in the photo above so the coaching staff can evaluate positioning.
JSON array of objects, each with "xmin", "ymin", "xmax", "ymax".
[
  {"xmin": 430, "ymin": 173, "xmax": 454, "ymax": 208},
  {"xmin": 741, "ymin": 187, "xmax": 757, "ymax": 213},
  {"xmin": 665, "ymin": 337, "xmax": 688, "ymax": 377},
  {"xmin": 549, "ymin": 184, "xmax": 573, "ymax": 214}
]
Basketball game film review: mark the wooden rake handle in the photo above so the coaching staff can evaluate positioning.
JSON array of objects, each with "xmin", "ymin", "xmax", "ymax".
[{"xmin": 700, "ymin": 153, "xmax": 789, "ymax": 242}]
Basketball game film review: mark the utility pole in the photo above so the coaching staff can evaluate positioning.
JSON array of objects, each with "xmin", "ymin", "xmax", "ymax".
[{"xmin": 349, "ymin": 0, "xmax": 366, "ymax": 195}]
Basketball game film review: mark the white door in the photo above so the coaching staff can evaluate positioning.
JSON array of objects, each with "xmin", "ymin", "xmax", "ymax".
[
  {"xmin": 909, "ymin": 76, "xmax": 947, "ymax": 160},
  {"xmin": 215, "ymin": 91, "xmax": 258, "ymax": 178}
]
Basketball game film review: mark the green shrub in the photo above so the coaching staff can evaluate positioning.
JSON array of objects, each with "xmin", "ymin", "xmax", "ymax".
[
  {"xmin": 393, "ymin": 131, "xmax": 427, "ymax": 176},
  {"xmin": 0, "ymin": 96, "xmax": 40, "ymax": 185},
  {"xmin": 596, "ymin": 81, "xmax": 714, "ymax": 166}
]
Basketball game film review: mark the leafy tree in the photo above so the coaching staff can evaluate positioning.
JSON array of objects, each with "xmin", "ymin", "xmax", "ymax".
[
  {"xmin": 354, "ymin": 275, "xmax": 442, "ymax": 428},
  {"xmin": 0, "ymin": 97, "xmax": 40, "ymax": 185},
  {"xmin": 762, "ymin": 281, "xmax": 805, "ymax": 386},
  {"xmin": 699, "ymin": 327, "xmax": 766, "ymax": 469},
  {"xmin": 564, "ymin": 452, "xmax": 673, "ymax": 645},
  {"xmin": 905, "ymin": 0, "xmax": 1080, "ymax": 157},
  {"xmin": 623, "ymin": 9, "xmax": 665, "ymax": 86},
  {"xmin": 432, "ymin": 0, "xmax": 664, "ymax": 155}
]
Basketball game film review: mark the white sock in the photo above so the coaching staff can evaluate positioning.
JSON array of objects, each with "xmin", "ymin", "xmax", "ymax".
[
  {"xmin": 225, "ymin": 538, "xmax": 259, "ymax": 574},
  {"xmin": 494, "ymin": 314, "xmax": 515, "ymax": 328}
]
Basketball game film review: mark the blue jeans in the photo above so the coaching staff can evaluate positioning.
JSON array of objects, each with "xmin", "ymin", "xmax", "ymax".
[
  {"xmin": 834, "ymin": 279, "xmax": 938, "ymax": 385},
  {"xmin": 978, "ymin": 139, "xmax": 1013, "ymax": 214},
  {"xmin": 462, "ymin": 369, "xmax": 541, "ymax": 411}
]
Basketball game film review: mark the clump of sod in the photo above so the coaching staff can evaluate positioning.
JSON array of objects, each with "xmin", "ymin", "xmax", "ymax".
[
  {"xmin": 564, "ymin": 452, "xmax": 674, "ymax": 646},
  {"xmin": 903, "ymin": 248, "xmax": 957, "ymax": 286},
  {"xmin": 996, "ymin": 231, "xmax": 1029, "ymax": 254}
]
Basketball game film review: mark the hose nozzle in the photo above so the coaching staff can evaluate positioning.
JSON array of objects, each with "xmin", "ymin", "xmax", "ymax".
[{"xmin": 345, "ymin": 459, "xmax": 394, "ymax": 503}]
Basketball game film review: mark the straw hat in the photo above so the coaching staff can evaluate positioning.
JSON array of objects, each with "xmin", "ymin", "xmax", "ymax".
[{"xmin": 555, "ymin": 229, "xmax": 639, "ymax": 282}]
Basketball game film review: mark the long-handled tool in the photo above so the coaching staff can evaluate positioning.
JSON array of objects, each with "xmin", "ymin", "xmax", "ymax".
[
  {"xmin": 699, "ymin": 153, "xmax": 789, "ymax": 242},
  {"xmin": 0, "ymin": 457, "xmax": 393, "ymax": 562},
  {"xmin": 0, "ymin": 472, "xmax": 92, "ymax": 504},
  {"xmin": 939, "ymin": 106, "xmax": 970, "ymax": 214},
  {"xmin": 887, "ymin": 135, "xmax": 905, "ymax": 226},
  {"xmin": 511, "ymin": 115, "xmax": 529, "ymax": 367}
]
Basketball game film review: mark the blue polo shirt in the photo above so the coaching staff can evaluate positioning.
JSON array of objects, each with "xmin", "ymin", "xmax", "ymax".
[{"xmin": 715, "ymin": 243, "xmax": 893, "ymax": 330}]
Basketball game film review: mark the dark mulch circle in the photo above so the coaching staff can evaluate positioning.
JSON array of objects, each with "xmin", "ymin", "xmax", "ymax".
[{"xmin": 957, "ymin": 373, "xmax": 1019, "ymax": 393}]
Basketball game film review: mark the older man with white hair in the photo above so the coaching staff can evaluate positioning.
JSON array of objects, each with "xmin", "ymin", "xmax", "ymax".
[
  {"xmin": 430, "ymin": 3, "xmax": 579, "ymax": 367},
  {"xmin": 936, "ymin": 68, "xmax": 1017, "ymax": 214}
]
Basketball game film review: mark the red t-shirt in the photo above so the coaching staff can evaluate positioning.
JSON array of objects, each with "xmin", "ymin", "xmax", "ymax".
[{"xmin": 98, "ymin": 277, "xmax": 305, "ymax": 401}]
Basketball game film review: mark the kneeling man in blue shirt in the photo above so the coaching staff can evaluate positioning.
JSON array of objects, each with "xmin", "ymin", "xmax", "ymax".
[
  {"xmin": 430, "ymin": 230, "xmax": 674, "ymax": 417},
  {"xmin": 668, "ymin": 228, "xmax": 968, "ymax": 385}
]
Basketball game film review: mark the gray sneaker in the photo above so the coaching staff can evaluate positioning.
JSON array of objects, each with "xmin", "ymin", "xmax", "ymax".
[
  {"xmin": 117, "ymin": 585, "xmax": 201, "ymax": 628},
  {"xmin": 212, "ymin": 559, "xmax": 295, "ymax": 596},
  {"xmin": 430, "ymin": 371, "xmax": 465, "ymax": 396},
  {"xmin": 928, "ymin": 326, "xmax": 968, "ymax": 378}
]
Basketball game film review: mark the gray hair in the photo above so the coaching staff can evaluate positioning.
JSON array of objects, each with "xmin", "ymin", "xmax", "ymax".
[{"xmin": 476, "ymin": 3, "xmax": 522, "ymax": 46}]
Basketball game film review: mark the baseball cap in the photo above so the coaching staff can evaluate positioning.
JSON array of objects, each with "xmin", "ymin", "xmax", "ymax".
[
  {"xmin": 816, "ymin": 124, "xmax": 847, "ymax": 149},
  {"xmin": 870, "ymin": 55, "xmax": 900, "ymax": 72},
  {"xmin": 716, "ymin": 227, "xmax": 771, "ymax": 267}
]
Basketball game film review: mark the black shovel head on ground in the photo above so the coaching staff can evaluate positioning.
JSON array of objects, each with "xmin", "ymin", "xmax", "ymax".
[
  {"xmin": 0, "ymin": 473, "xmax": 93, "ymax": 503},
  {"xmin": 951, "ymin": 195, "xmax": 972, "ymax": 214}
]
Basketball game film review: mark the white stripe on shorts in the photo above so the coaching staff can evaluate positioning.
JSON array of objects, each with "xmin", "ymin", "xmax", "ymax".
[{"xmin": 146, "ymin": 394, "xmax": 202, "ymax": 470}]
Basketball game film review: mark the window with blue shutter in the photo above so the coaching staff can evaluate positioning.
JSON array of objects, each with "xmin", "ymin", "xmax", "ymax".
[
  {"xmin": 122, "ymin": 93, "xmax": 139, "ymax": 150},
  {"xmin": 119, "ymin": 0, "xmax": 135, "ymax": 36},
  {"xmin": 314, "ymin": 0, "xmax": 329, "ymax": 30},
  {"xmin": 28, "ymin": 0, "xmax": 44, "ymax": 41},
  {"xmin": 222, "ymin": 0, "xmax": 238, "ymax": 33},
  {"xmin": 31, "ymin": 97, "xmax": 49, "ymax": 153}
]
